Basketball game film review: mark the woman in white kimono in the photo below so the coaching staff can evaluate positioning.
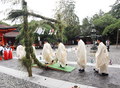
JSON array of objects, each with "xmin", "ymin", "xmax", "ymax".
[
  {"xmin": 42, "ymin": 39, "xmax": 54, "ymax": 64},
  {"xmin": 56, "ymin": 39, "xmax": 67, "ymax": 67},
  {"xmin": 94, "ymin": 36, "xmax": 109, "ymax": 76},
  {"xmin": 75, "ymin": 35, "xmax": 87, "ymax": 72}
]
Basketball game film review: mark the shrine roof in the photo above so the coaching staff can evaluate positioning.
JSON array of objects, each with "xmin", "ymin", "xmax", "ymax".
[
  {"xmin": 0, "ymin": 24, "xmax": 17, "ymax": 29},
  {"xmin": 4, "ymin": 30, "xmax": 20, "ymax": 37}
]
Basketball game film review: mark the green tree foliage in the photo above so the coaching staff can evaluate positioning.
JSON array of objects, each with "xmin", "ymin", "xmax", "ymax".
[
  {"xmin": 111, "ymin": 1, "xmax": 120, "ymax": 19},
  {"xmin": 93, "ymin": 14, "xmax": 117, "ymax": 35},
  {"xmin": 81, "ymin": 10, "xmax": 105, "ymax": 36},
  {"xmin": 103, "ymin": 19, "xmax": 120, "ymax": 48},
  {"xmin": 90, "ymin": 14, "xmax": 100, "ymax": 22},
  {"xmin": 15, "ymin": 28, "xmax": 24, "ymax": 45},
  {"xmin": 55, "ymin": 0, "xmax": 79, "ymax": 25},
  {"xmin": 102, "ymin": 19, "xmax": 120, "ymax": 35},
  {"xmin": 55, "ymin": 0, "xmax": 80, "ymax": 42},
  {"xmin": 81, "ymin": 10, "xmax": 104, "ymax": 36},
  {"xmin": 90, "ymin": 9, "xmax": 104, "ymax": 23},
  {"xmin": 0, "ymin": 21, "xmax": 10, "ymax": 26},
  {"xmin": 102, "ymin": 0, "xmax": 120, "ymax": 48},
  {"xmin": 81, "ymin": 17, "xmax": 91, "ymax": 36},
  {"xmin": 65, "ymin": 25, "xmax": 81, "ymax": 39},
  {"xmin": 12, "ymin": 23, "xmax": 23, "ymax": 31}
]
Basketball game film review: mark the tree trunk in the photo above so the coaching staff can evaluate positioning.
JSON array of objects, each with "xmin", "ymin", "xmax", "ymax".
[
  {"xmin": 27, "ymin": 67, "xmax": 32, "ymax": 77},
  {"xmin": 116, "ymin": 29, "xmax": 119, "ymax": 49},
  {"xmin": 22, "ymin": 0, "xmax": 32, "ymax": 77}
]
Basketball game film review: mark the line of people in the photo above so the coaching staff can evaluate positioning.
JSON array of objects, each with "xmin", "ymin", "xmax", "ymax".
[
  {"xmin": 42, "ymin": 38, "xmax": 67, "ymax": 67},
  {"xmin": 42, "ymin": 35, "xmax": 109, "ymax": 76},
  {"xmin": 0, "ymin": 45, "xmax": 13, "ymax": 60}
]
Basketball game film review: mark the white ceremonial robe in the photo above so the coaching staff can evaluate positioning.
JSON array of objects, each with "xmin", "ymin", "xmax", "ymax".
[
  {"xmin": 42, "ymin": 43, "xmax": 53, "ymax": 63},
  {"xmin": 2, "ymin": 48, "xmax": 5, "ymax": 54},
  {"xmin": 95, "ymin": 42, "xmax": 109, "ymax": 74},
  {"xmin": 32, "ymin": 46, "xmax": 37, "ymax": 56},
  {"xmin": 7, "ymin": 48, "xmax": 9, "ymax": 53},
  {"xmin": 56, "ymin": 43, "xmax": 67, "ymax": 67},
  {"xmin": 16, "ymin": 45, "xmax": 26, "ymax": 59},
  {"xmin": 6, "ymin": 48, "xmax": 12, "ymax": 56},
  {"xmin": 76, "ymin": 40, "xmax": 87, "ymax": 69},
  {"xmin": 0, "ymin": 46, "xmax": 3, "ymax": 52}
]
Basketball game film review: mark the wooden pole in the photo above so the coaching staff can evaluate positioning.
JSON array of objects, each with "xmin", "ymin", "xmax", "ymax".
[{"xmin": 116, "ymin": 29, "xmax": 119, "ymax": 49}]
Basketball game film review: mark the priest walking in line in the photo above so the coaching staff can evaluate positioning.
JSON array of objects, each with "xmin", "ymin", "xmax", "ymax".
[
  {"xmin": 16, "ymin": 43, "xmax": 26, "ymax": 59},
  {"xmin": 56, "ymin": 39, "xmax": 67, "ymax": 67},
  {"xmin": 42, "ymin": 38, "xmax": 54, "ymax": 64},
  {"xmin": 94, "ymin": 36, "xmax": 109, "ymax": 76},
  {"xmin": 75, "ymin": 35, "xmax": 87, "ymax": 72}
]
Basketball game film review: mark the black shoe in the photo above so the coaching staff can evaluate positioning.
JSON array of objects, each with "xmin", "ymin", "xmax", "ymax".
[
  {"xmin": 52, "ymin": 60, "xmax": 54, "ymax": 63},
  {"xmin": 45, "ymin": 63, "xmax": 49, "ymax": 64},
  {"xmin": 73, "ymin": 85, "xmax": 80, "ymax": 88},
  {"xmin": 101, "ymin": 73, "xmax": 109, "ymax": 76},
  {"xmin": 66, "ymin": 64, "xmax": 67, "ymax": 66},
  {"xmin": 93, "ymin": 68, "xmax": 99, "ymax": 73},
  {"xmin": 60, "ymin": 65, "xmax": 63, "ymax": 67},
  {"xmin": 79, "ymin": 69, "xmax": 84, "ymax": 72}
]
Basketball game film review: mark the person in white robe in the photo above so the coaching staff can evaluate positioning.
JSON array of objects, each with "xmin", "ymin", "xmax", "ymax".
[
  {"xmin": 0, "ymin": 45, "xmax": 3, "ymax": 56},
  {"xmin": 75, "ymin": 35, "xmax": 87, "ymax": 72},
  {"xmin": 16, "ymin": 43, "xmax": 37, "ymax": 60},
  {"xmin": 94, "ymin": 36, "xmax": 109, "ymax": 76},
  {"xmin": 56, "ymin": 39, "xmax": 67, "ymax": 67},
  {"xmin": 7, "ymin": 45, "xmax": 12, "ymax": 54},
  {"xmin": 42, "ymin": 39, "xmax": 54, "ymax": 64},
  {"xmin": 2, "ymin": 46, "xmax": 6, "ymax": 55},
  {"xmin": 16, "ymin": 44, "xmax": 26, "ymax": 59}
]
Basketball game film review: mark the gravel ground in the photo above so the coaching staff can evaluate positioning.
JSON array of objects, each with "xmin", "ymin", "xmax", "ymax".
[{"xmin": 0, "ymin": 72, "xmax": 47, "ymax": 88}]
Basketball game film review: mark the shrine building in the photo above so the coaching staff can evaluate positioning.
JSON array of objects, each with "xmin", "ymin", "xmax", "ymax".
[{"xmin": 0, "ymin": 24, "xmax": 20, "ymax": 50}]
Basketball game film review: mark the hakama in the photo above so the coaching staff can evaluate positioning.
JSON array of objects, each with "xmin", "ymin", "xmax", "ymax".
[
  {"xmin": 4, "ymin": 50, "xmax": 8, "ymax": 60},
  {"xmin": 0, "ymin": 55, "xmax": 2, "ymax": 60},
  {"xmin": 8, "ymin": 50, "xmax": 13, "ymax": 59}
]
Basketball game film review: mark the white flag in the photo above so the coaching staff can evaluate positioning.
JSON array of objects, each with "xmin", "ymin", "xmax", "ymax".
[
  {"xmin": 55, "ymin": 30, "xmax": 57, "ymax": 35},
  {"xmin": 49, "ymin": 30, "xmax": 52, "ymax": 35},
  {"xmin": 38, "ymin": 37, "xmax": 40, "ymax": 41},
  {"xmin": 36, "ymin": 28, "xmax": 43, "ymax": 35},
  {"xmin": 42, "ymin": 29, "xmax": 45, "ymax": 34}
]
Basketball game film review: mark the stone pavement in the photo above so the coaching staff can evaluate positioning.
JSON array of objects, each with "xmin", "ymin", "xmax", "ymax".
[
  {"xmin": 0, "ymin": 72, "xmax": 47, "ymax": 88},
  {"xmin": 0, "ymin": 45, "xmax": 120, "ymax": 88},
  {"xmin": 0, "ymin": 65, "xmax": 96, "ymax": 88}
]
